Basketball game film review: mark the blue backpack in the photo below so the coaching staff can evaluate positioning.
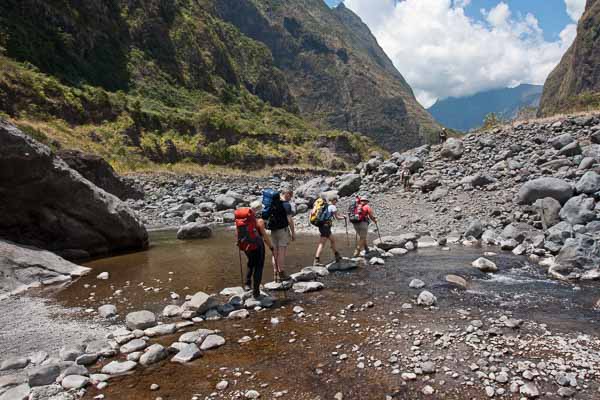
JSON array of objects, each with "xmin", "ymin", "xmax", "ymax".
[{"xmin": 262, "ymin": 189, "xmax": 289, "ymax": 230}]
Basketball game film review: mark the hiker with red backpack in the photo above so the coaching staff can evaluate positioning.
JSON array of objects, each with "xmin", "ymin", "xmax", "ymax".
[
  {"xmin": 310, "ymin": 192, "xmax": 346, "ymax": 266},
  {"xmin": 261, "ymin": 187, "xmax": 295, "ymax": 281},
  {"xmin": 348, "ymin": 196, "xmax": 378, "ymax": 257},
  {"xmin": 234, "ymin": 201, "xmax": 274, "ymax": 299}
]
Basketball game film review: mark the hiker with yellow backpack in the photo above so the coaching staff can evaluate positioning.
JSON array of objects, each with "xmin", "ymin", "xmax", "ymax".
[{"xmin": 310, "ymin": 192, "xmax": 346, "ymax": 266}]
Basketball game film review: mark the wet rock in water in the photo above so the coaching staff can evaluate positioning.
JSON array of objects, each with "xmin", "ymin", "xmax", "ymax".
[
  {"xmin": 96, "ymin": 272, "xmax": 109, "ymax": 280},
  {"xmin": 171, "ymin": 344, "xmax": 202, "ymax": 363},
  {"xmin": 389, "ymin": 248, "xmax": 408, "ymax": 256},
  {"xmin": 76, "ymin": 353, "xmax": 99, "ymax": 366},
  {"xmin": 179, "ymin": 329, "xmax": 215, "ymax": 344},
  {"xmin": 293, "ymin": 281, "xmax": 324, "ymax": 293},
  {"xmin": 417, "ymin": 291, "xmax": 437, "ymax": 306},
  {"xmin": 98, "ymin": 304, "xmax": 117, "ymax": 318},
  {"xmin": 228, "ymin": 309, "xmax": 250, "ymax": 319},
  {"xmin": 369, "ymin": 257, "xmax": 385, "ymax": 265},
  {"xmin": 519, "ymin": 383, "xmax": 540, "ymax": 398},
  {"xmin": 185, "ymin": 291, "xmax": 219, "ymax": 315},
  {"xmin": 408, "ymin": 279, "xmax": 425, "ymax": 289},
  {"xmin": 500, "ymin": 239, "xmax": 518, "ymax": 251},
  {"xmin": 176, "ymin": 223, "xmax": 212, "ymax": 240},
  {"xmin": 0, "ymin": 121, "xmax": 148, "ymax": 257},
  {"xmin": 0, "ymin": 357, "xmax": 29, "ymax": 371},
  {"xmin": 244, "ymin": 295, "xmax": 274, "ymax": 309},
  {"xmin": 28, "ymin": 364, "xmax": 61, "ymax": 387},
  {"xmin": 200, "ymin": 334, "xmax": 226, "ymax": 350},
  {"xmin": 145, "ymin": 324, "xmax": 177, "ymax": 337},
  {"xmin": 327, "ymin": 258, "xmax": 359, "ymax": 271},
  {"xmin": 373, "ymin": 236, "xmax": 408, "ymax": 250},
  {"xmin": 120, "ymin": 339, "xmax": 147, "ymax": 354},
  {"xmin": 445, "ymin": 274, "xmax": 468, "ymax": 288},
  {"xmin": 219, "ymin": 287, "xmax": 245, "ymax": 296},
  {"xmin": 0, "ymin": 240, "xmax": 91, "ymax": 299},
  {"xmin": 264, "ymin": 280, "xmax": 293, "ymax": 291},
  {"xmin": 302, "ymin": 266, "xmax": 329, "ymax": 276},
  {"xmin": 139, "ymin": 344, "xmax": 168, "ymax": 366},
  {"xmin": 517, "ymin": 177, "xmax": 573, "ymax": 205},
  {"xmin": 556, "ymin": 236, "xmax": 600, "ymax": 271},
  {"xmin": 125, "ymin": 310, "xmax": 157, "ymax": 330},
  {"xmin": 337, "ymin": 174, "xmax": 362, "ymax": 197},
  {"xmin": 417, "ymin": 236, "xmax": 438, "ymax": 248},
  {"xmin": 559, "ymin": 195, "xmax": 596, "ymax": 225},
  {"xmin": 101, "ymin": 360, "xmax": 137, "ymax": 375},
  {"xmin": 471, "ymin": 257, "xmax": 498, "ymax": 272},
  {"xmin": 162, "ymin": 305, "xmax": 183, "ymax": 318},
  {"xmin": 0, "ymin": 383, "xmax": 30, "ymax": 400},
  {"xmin": 291, "ymin": 269, "xmax": 317, "ymax": 282},
  {"xmin": 61, "ymin": 375, "xmax": 89, "ymax": 390},
  {"xmin": 245, "ymin": 390, "xmax": 261, "ymax": 399},
  {"xmin": 582, "ymin": 268, "xmax": 600, "ymax": 280},
  {"xmin": 441, "ymin": 138, "xmax": 464, "ymax": 159}
]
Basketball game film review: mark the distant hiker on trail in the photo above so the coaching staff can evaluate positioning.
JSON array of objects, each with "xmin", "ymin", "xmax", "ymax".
[
  {"xmin": 348, "ymin": 196, "xmax": 378, "ymax": 257},
  {"xmin": 262, "ymin": 188, "xmax": 294, "ymax": 281},
  {"xmin": 439, "ymin": 128, "xmax": 448, "ymax": 144},
  {"xmin": 400, "ymin": 167, "xmax": 412, "ymax": 191},
  {"xmin": 310, "ymin": 193, "xmax": 346, "ymax": 266},
  {"xmin": 235, "ymin": 201, "xmax": 274, "ymax": 299}
]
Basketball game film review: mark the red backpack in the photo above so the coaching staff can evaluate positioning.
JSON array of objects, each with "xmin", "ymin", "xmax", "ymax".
[
  {"xmin": 235, "ymin": 208, "xmax": 261, "ymax": 251},
  {"xmin": 348, "ymin": 197, "xmax": 367, "ymax": 223}
]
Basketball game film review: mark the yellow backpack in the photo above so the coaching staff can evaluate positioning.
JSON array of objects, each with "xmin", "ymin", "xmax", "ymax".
[{"xmin": 310, "ymin": 198, "xmax": 328, "ymax": 226}]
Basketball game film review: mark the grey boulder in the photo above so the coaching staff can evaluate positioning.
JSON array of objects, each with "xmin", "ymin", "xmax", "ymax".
[
  {"xmin": 441, "ymin": 138, "xmax": 464, "ymax": 159},
  {"xmin": 176, "ymin": 223, "xmax": 212, "ymax": 240},
  {"xmin": 575, "ymin": 171, "xmax": 600, "ymax": 194},
  {"xmin": 125, "ymin": 310, "xmax": 157, "ymax": 330},
  {"xmin": 517, "ymin": 177, "xmax": 573, "ymax": 205},
  {"xmin": 171, "ymin": 343, "xmax": 202, "ymax": 363},
  {"xmin": 535, "ymin": 197, "xmax": 562, "ymax": 228},
  {"xmin": 101, "ymin": 360, "xmax": 137, "ymax": 375},
  {"xmin": 336, "ymin": 174, "xmax": 361, "ymax": 197},
  {"xmin": 28, "ymin": 364, "xmax": 61, "ymax": 387},
  {"xmin": 559, "ymin": 195, "xmax": 596, "ymax": 225},
  {"xmin": 139, "ymin": 344, "xmax": 168, "ymax": 366},
  {"xmin": 0, "ymin": 120, "xmax": 148, "ymax": 257}
]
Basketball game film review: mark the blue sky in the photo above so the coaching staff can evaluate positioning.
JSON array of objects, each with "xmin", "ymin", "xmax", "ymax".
[{"xmin": 325, "ymin": 0, "xmax": 585, "ymax": 106}]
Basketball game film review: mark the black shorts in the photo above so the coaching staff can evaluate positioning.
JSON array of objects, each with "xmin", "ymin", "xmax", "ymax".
[{"xmin": 318, "ymin": 224, "xmax": 332, "ymax": 238}]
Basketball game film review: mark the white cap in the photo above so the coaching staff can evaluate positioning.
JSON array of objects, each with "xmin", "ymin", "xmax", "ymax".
[{"xmin": 250, "ymin": 200, "xmax": 263, "ymax": 212}]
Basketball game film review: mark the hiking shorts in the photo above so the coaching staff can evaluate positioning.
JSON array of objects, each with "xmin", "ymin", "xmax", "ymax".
[
  {"xmin": 318, "ymin": 224, "xmax": 332, "ymax": 238},
  {"xmin": 271, "ymin": 228, "xmax": 290, "ymax": 248},
  {"xmin": 353, "ymin": 221, "xmax": 369, "ymax": 240}
]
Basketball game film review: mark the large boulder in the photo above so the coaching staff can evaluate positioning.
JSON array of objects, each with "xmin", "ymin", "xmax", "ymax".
[
  {"xmin": 0, "ymin": 121, "xmax": 148, "ymax": 258},
  {"xmin": 214, "ymin": 195, "xmax": 238, "ymax": 211},
  {"xmin": 57, "ymin": 150, "xmax": 143, "ymax": 200},
  {"xmin": 176, "ymin": 223, "xmax": 212, "ymax": 240},
  {"xmin": 575, "ymin": 171, "xmax": 600, "ymax": 194},
  {"xmin": 402, "ymin": 156, "xmax": 423, "ymax": 173},
  {"xmin": 0, "ymin": 240, "xmax": 90, "ymax": 299},
  {"xmin": 336, "ymin": 174, "xmax": 361, "ymax": 197},
  {"xmin": 125, "ymin": 310, "xmax": 157, "ymax": 330},
  {"xmin": 440, "ymin": 138, "xmax": 464, "ymax": 159},
  {"xmin": 296, "ymin": 177, "xmax": 330, "ymax": 203},
  {"xmin": 559, "ymin": 195, "xmax": 596, "ymax": 225},
  {"xmin": 556, "ymin": 236, "xmax": 600, "ymax": 271},
  {"xmin": 517, "ymin": 178, "xmax": 574, "ymax": 205},
  {"xmin": 551, "ymin": 133, "xmax": 574, "ymax": 150}
]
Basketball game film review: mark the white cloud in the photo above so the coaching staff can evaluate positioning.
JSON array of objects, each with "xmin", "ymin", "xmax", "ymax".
[
  {"xmin": 343, "ymin": 0, "xmax": 579, "ymax": 107},
  {"xmin": 565, "ymin": 0, "xmax": 586, "ymax": 21}
]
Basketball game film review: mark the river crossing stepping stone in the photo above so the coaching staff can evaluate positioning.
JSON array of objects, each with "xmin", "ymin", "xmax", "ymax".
[
  {"xmin": 327, "ymin": 258, "xmax": 359, "ymax": 272},
  {"xmin": 200, "ymin": 335, "xmax": 226, "ymax": 350},
  {"xmin": 120, "ymin": 339, "xmax": 147, "ymax": 354},
  {"xmin": 101, "ymin": 360, "xmax": 137, "ymax": 375},
  {"xmin": 144, "ymin": 323, "xmax": 177, "ymax": 337},
  {"xmin": 171, "ymin": 344, "xmax": 202, "ymax": 363},
  {"xmin": 139, "ymin": 344, "xmax": 168, "ymax": 366},
  {"xmin": 125, "ymin": 310, "xmax": 157, "ymax": 330},
  {"xmin": 61, "ymin": 375, "xmax": 89, "ymax": 390},
  {"xmin": 471, "ymin": 257, "xmax": 498, "ymax": 272},
  {"xmin": 98, "ymin": 304, "xmax": 117, "ymax": 318},
  {"xmin": 179, "ymin": 329, "xmax": 215, "ymax": 344},
  {"xmin": 293, "ymin": 281, "xmax": 324, "ymax": 293}
]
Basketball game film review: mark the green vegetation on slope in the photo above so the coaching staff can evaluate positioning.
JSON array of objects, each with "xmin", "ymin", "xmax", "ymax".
[{"xmin": 0, "ymin": 0, "xmax": 380, "ymax": 172}]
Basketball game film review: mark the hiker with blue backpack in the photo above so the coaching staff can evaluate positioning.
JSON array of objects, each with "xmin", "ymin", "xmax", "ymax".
[
  {"xmin": 348, "ymin": 196, "xmax": 378, "ymax": 257},
  {"xmin": 310, "ymin": 192, "xmax": 346, "ymax": 266},
  {"xmin": 261, "ymin": 187, "xmax": 295, "ymax": 280}
]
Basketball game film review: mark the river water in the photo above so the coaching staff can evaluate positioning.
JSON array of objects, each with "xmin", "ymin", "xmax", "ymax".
[{"xmin": 4, "ymin": 229, "xmax": 599, "ymax": 399}]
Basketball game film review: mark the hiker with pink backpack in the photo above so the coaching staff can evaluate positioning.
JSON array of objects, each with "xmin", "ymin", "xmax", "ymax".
[{"xmin": 348, "ymin": 196, "xmax": 378, "ymax": 257}]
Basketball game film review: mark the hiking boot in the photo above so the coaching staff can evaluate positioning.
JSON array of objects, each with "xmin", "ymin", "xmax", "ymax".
[
  {"xmin": 244, "ymin": 284, "xmax": 251, "ymax": 291},
  {"xmin": 278, "ymin": 271, "xmax": 290, "ymax": 281},
  {"xmin": 352, "ymin": 249, "xmax": 360, "ymax": 257},
  {"xmin": 334, "ymin": 252, "xmax": 342, "ymax": 262},
  {"xmin": 252, "ymin": 291, "xmax": 261, "ymax": 300},
  {"xmin": 313, "ymin": 257, "xmax": 324, "ymax": 266}
]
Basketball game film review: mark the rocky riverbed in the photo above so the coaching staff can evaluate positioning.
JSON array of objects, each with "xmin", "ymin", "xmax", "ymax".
[{"xmin": 2, "ymin": 113, "xmax": 600, "ymax": 399}]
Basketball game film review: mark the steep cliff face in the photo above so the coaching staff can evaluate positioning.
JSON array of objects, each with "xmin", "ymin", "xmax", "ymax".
[
  {"xmin": 214, "ymin": 0, "xmax": 440, "ymax": 151},
  {"xmin": 539, "ymin": 0, "xmax": 600, "ymax": 116}
]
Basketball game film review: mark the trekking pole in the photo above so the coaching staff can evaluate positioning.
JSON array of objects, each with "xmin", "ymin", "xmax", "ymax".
[
  {"xmin": 344, "ymin": 218, "xmax": 350, "ymax": 246},
  {"xmin": 238, "ymin": 249, "xmax": 244, "ymax": 287},
  {"xmin": 374, "ymin": 221, "xmax": 383, "ymax": 243}
]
